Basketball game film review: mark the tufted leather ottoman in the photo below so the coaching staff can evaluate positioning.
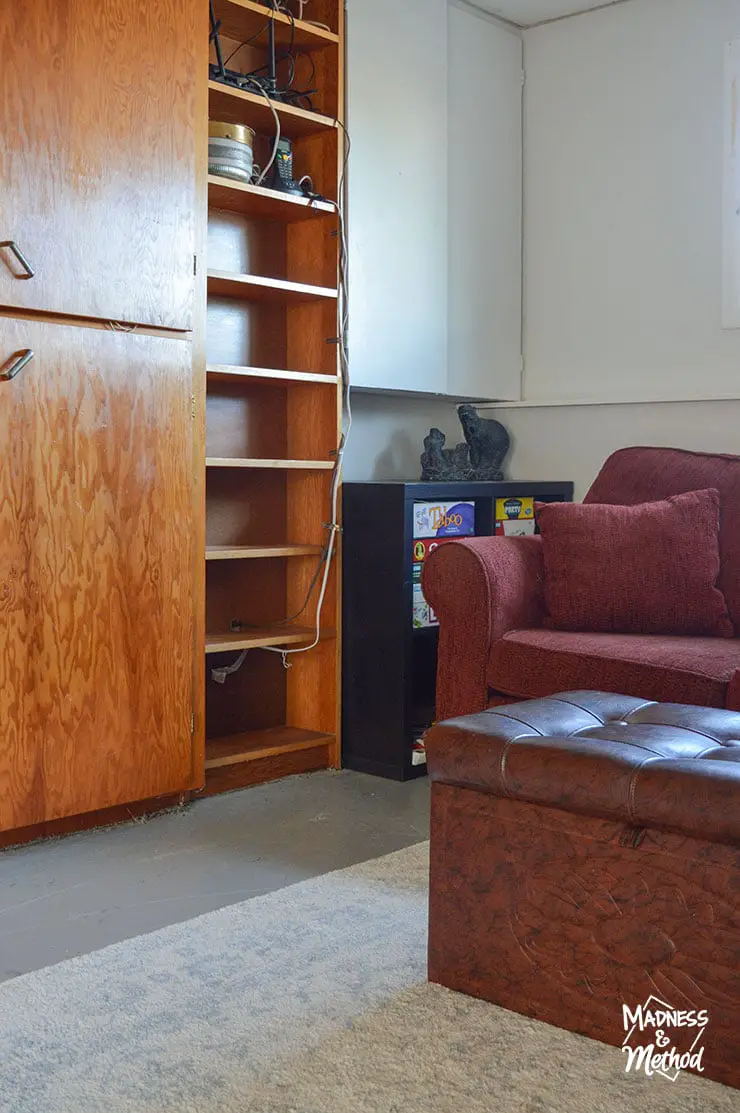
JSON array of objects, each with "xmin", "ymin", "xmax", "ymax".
[{"xmin": 425, "ymin": 691, "xmax": 740, "ymax": 1088}]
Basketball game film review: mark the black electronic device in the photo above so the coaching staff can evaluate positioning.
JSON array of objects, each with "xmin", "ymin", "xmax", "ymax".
[
  {"xmin": 209, "ymin": 0, "xmax": 279, "ymax": 94},
  {"xmin": 265, "ymin": 138, "xmax": 304, "ymax": 194},
  {"xmin": 209, "ymin": 0, "xmax": 317, "ymax": 109}
]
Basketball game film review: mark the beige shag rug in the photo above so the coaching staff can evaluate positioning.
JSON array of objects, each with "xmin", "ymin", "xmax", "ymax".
[{"xmin": 0, "ymin": 841, "xmax": 737, "ymax": 1112}]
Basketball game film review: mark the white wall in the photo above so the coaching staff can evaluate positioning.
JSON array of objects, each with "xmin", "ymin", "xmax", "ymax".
[
  {"xmin": 342, "ymin": 394, "xmax": 460, "ymax": 482},
  {"xmin": 523, "ymin": 0, "xmax": 740, "ymax": 402},
  {"xmin": 497, "ymin": 399, "xmax": 740, "ymax": 500},
  {"xmin": 479, "ymin": 0, "xmax": 740, "ymax": 498}
]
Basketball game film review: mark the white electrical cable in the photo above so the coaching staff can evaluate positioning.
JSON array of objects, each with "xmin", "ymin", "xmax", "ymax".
[
  {"xmin": 261, "ymin": 125, "xmax": 352, "ymax": 667},
  {"xmin": 214, "ymin": 84, "xmax": 351, "ymax": 676},
  {"xmin": 245, "ymin": 79, "xmax": 282, "ymax": 185}
]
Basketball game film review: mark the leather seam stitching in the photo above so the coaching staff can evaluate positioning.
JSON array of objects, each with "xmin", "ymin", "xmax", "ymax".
[
  {"xmin": 499, "ymin": 741, "xmax": 514, "ymax": 798},
  {"xmin": 627, "ymin": 757, "xmax": 661, "ymax": 824}
]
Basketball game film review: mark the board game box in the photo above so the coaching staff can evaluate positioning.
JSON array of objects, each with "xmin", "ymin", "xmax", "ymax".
[
  {"xmin": 495, "ymin": 519, "xmax": 537, "ymax": 537},
  {"xmin": 411, "ymin": 536, "xmax": 459, "ymax": 564},
  {"xmin": 412, "ymin": 582, "xmax": 439, "ymax": 628},
  {"xmin": 413, "ymin": 501, "xmax": 475, "ymax": 540},
  {"xmin": 495, "ymin": 496, "xmax": 534, "ymax": 522}
]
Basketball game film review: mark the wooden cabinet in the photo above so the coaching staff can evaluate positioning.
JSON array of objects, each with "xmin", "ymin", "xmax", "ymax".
[
  {"xmin": 0, "ymin": 319, "xmax": 196, "ymax": 830},
  {"xmin": 0, "ymin": 0, "xmax": 198, "ymax": 329}
]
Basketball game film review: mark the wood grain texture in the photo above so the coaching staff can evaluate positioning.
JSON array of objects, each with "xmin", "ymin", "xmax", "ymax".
[
  {"xmin": 206, "ymin": 380, "xmax": 287, "ymax": 459},
  {"xmin": 205, "ymin": 646, "xmax": 286, "ymax": 739},
  {"xmin": 206, "ymin": 469, "xmax": 287, "ymax": 548},
  {"xmin": 0, "ymin": 0, "xmax": 197, "ymax": 329},
  {"xmin": 208, "ymin": 81, "xmax": 337, "ymax": 140},
  {"xmin": 190, "ymin": 0, "xmax": 210, "ymax": 794},
  {"xmin": 207, "ymin": 364, "xmax": 339, "ymax": 385},
  {"xmin": 208, "ymin": 176, "xmax": 334, "ymax": 222},
  {"xmin": 205, "ymin": 626, "xmax": 317, "ymax": 653},
  {"xmin": 0, "ymin": 791, "xmax": 190, "ymax": 850},
  {"xmin": 0, "ymin": 319, "xmax": 195, "ymax": 831},
  {"xmin": 206, "ymin": 457, "xmax": 334, "ymax": 469},
  {"xmin": 206, "ymin": 544, "xmax": 322, "ymax": 560},
  {"xmin": 199, "ymin": 741, "xmax": 330, "ymax": 796},
  {"xmin": 211, "ymin": 0, "xmax": 339, "ymax": 52},
  {"xmin": 205, "ymin": 726, "xmax": 334, "ymax": 768},
  {"xmin": 208, "ymin": 210, "xmax": 287, "ymax": 286},
  {"xmin": 207, "ymin": 271, "xmax": 338, "ymax": 304}
]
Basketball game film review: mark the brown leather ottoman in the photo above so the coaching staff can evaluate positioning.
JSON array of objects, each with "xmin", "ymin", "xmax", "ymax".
[{"xmin": 425, "ymin": 691, "xmax": 740, "ymax": 1088}]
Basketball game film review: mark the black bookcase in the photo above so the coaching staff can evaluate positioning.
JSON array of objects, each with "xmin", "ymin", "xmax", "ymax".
[{"xmin": 341, "ymin": 481, "xmax": 574, "ymax": 781}]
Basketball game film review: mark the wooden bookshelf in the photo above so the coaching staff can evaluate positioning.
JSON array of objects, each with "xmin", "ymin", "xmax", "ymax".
[{"xmin": 201, "ymin": 0, "xmax": 344, "ymax": 795}]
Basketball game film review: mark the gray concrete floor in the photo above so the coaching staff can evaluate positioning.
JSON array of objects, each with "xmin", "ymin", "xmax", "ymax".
[{"xmin": 0, "ymin": 769, "xmax": 430, "ymax": 982}]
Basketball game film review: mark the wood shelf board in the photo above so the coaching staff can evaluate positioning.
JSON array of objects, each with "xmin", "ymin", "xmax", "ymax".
[
  {"xmin": 205, "ymin": 457, "xmax": 334, "ymax": 470},
  {"xmin": 205, "ymin": 726, "xmax": 335, "ymax": 769},
  {"xmin": 206, "ymin": 544, "xmax": 323, "ymax": 560},
  {"xmin": 207, "ymin": 270, "xmax": 338, "ymax": 304},
  {"xmin": 207, "ymin": 363, "xmax": 339, "ymax": 386},
  {"xmin": 208, "ymin": 176, "xmax": 334, "ymax": 221},
  {"xmin": 208, "ymin": 80, "xmax": 337, "ymax": 140},
  {"xmin": 211, "ymin": 0, "xmax": 339, "ymax": 53},
  {"xmin": 205, "ymin": 625, "xmax": 317, "ymax": 654},
  {"xmin": 200, "ymin": 742, "xmax": 330, "ymax": 796}
]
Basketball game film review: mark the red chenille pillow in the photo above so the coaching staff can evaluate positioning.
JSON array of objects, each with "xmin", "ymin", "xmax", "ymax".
[{"xmin": 535, "ymin": 489, "xmax": 734, "ymax": 637}]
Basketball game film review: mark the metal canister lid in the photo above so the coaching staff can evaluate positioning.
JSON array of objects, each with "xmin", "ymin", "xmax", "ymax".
[{"xmin": 208, "ymin": 121, "xmax": 255, "ymax": 148}]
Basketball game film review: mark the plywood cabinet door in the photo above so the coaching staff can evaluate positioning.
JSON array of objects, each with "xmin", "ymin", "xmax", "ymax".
[
  {"xmin": 0, "ymin": 0, "xmax": 199, "ymax": 329},
  {"xmin": 0, "ymin": 319, "xmax": 196, "ymax": 831}
]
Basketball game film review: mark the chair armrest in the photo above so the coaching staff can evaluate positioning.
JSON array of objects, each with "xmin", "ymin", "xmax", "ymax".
[{"xmin": 422, "ymin": 536, "xmax": 545, "ymax": 721}]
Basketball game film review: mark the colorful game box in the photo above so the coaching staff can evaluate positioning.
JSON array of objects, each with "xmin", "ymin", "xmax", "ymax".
[
  {"xmin": 495, "ymin": 496, "xmax": 534, "ymax": 522},
  {"xmin": 412, "ymin": 582, "xmax": 439, "ymax": 628},
  {"xmin": 413, "ymin": 501, "xmax": 475, "ymax": 539},
  {"xmin": 495, "ymin": 520, "xmax": 537, "ymax": 537},
  {"xmin": 411, "ymin": 536, "xmax": 459, "ymax": 564}
]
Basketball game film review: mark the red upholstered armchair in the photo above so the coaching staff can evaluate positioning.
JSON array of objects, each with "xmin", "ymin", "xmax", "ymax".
[{"xmin": 422, "ymin": 447, "xmax": 740, "ymax": 721}]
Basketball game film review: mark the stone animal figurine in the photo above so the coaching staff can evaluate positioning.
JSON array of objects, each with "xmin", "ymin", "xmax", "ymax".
[
  {"xmin": 420, "ymin": 428, "xmax": 472, "ymax": 482},
  {"xmin": 457, "ymin": 405, "xmax": 510, "ymax": 481}
]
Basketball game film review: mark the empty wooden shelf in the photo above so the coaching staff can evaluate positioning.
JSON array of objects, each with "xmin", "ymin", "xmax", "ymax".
[
  {"xmin": 205, "ymin": 625, "xmax": 317, "ymax": 654},
  {"xmin": 207, "ymin": 271, "xmax": 338, "ymax": 304},
  {"xmin": 205, "ymin": 726, "xmax": 335, "ymax": 770},
  {"xmin": 205, "ymin": 457, "xmax": 334, "ymax": 470},
  {"xmin": 206, "ymin": 544, "xmax": 323, "ymax": 561},
  {"xmin": 207, "ymin": 364, "xmax": 340, "ymax": 386},
  {"xmin": 202, "ymin": 726, "xmax": 334, "ymax": 795}
]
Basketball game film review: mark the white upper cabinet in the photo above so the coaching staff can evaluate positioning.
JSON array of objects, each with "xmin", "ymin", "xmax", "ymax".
[
  {"xmin": 447, "ymin": 2, "xmax": 523, "ymax": 400},
  {"xmin": 346, "ymin": 0, "xmax": 449, "ymax": 394},
  {"xmin": 346, "ymin": 0, "xmax": 523, "ymax": 399}
]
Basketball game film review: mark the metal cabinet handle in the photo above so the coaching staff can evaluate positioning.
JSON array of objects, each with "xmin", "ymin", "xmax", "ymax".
[
  {"xmin": 0, "ymin": 349, "xmax": 34, "ymax": 382},
  {"xmin": 0, "ymin": 241, "xmax": 35, "ymax": 278}
]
